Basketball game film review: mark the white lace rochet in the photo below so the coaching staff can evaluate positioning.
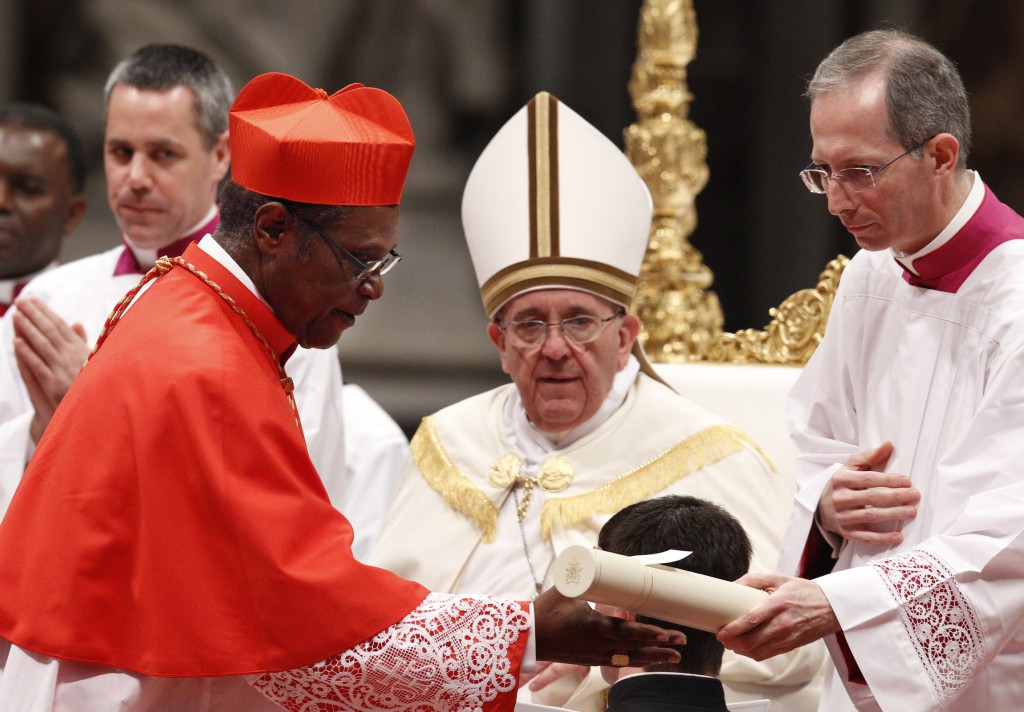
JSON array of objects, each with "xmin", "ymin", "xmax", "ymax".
[
  {"xmin": 253, "ymin": 593, "xmax": 530, "ymax": 711},
  {"xmin": 871, "ymin": 549, "xmax": 986, "ymax": 706}
]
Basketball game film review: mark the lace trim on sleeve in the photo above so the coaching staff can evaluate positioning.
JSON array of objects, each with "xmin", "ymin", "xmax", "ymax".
[
  {"xmin": 252, "ymin": 593, "xmax": 530, "ymax": 711},
  {"xmin": 870, "ymin": 549, "xmax": 987, "ymax": 706}
]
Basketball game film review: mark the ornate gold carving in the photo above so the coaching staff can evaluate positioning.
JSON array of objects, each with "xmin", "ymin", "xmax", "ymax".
[
  {"xmin": 626, "ymin": 0, "xmax": 723, "ymax": 362},
  {"xmin": 626, "ymin": 0, "xmax": 848, "ymax": 366},
  {"xmin": 704, "ymin": 256, "xmax": 849, "ymax": 364}
]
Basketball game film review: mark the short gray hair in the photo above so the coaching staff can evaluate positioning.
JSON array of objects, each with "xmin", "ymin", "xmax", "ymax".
[
  {"xmin": 807, "ymin": 29, "xmax": 971, "ymax": 169},
  {"xmin": 104, "ymin": 44, "xmax": 233, "ymax": 151}
]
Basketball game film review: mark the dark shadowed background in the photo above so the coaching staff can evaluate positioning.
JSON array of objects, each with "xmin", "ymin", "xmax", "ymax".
[{"xmin": 3, "ymin": 0, "xmax": 1020, "ymax": 433}]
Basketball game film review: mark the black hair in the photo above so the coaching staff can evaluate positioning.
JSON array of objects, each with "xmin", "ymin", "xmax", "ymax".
[
  {"xmin": 0, "ymin": 102, "xmax": 86, "ymax": 192},
  {"xmin": 217, "ymin": 178, "xmax": 352, "ymax": 259},
  {"xmin": 598, "ymin": 495, "xmax": 753, "ymax": 675}
]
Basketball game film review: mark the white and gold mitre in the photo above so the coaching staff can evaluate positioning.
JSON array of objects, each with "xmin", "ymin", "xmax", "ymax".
[{"xmin": 462, "ymin": 91, "xmax": 653, "ymax": 317}]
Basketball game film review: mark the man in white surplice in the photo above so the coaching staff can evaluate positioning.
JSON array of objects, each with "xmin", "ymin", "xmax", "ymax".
[
  {"xmin": 717, "ymin": 29, "xmax": 1024, "ymax": 712},
  {"xmin": 370, "ymin": 91, "xmax": 824, "ymax": 712}
]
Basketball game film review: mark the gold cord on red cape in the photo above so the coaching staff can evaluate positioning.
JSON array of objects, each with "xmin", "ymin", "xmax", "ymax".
[{"xmin": 89, "ymin": 255, "xmax": 300, "ymax": 426}]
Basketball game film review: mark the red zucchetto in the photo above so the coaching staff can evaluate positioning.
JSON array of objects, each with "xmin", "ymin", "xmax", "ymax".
[{"xmin": 229, "ymin": 72, "xmax": 415, "ymax": 206}]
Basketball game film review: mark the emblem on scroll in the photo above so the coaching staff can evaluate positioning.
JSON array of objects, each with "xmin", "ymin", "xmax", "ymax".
[{"xmin": 563, "ymin": 554, "xmax": 582, "ymax": 586}]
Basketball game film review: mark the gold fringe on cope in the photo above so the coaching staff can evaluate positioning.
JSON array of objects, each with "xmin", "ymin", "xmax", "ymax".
[
  {"xmin": 412, "ymin": 416, "xmax": 501, "ymax": 541},
  {"xmin": 411, "ymin": 417, "xmax": 775, "ymax": 543},
  {"xmin": 539, "ymin": 424, "xmax": 775, "ymax": 540}
]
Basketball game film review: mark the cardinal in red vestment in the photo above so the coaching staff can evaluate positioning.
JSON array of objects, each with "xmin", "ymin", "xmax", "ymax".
[{"xmin": 0, "ymin": 72, "xmax": 682, "ymax": 712}]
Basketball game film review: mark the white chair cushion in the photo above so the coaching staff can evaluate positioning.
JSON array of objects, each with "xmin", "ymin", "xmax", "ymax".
[{"xmin": 654, "ymin": 363, "xmax": 800, "ymax": 491}]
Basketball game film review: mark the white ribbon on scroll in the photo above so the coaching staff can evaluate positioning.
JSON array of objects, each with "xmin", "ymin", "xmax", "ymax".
[{"xmin": 552, "ymin": 544, "xmax": 768, "ymax": 632}]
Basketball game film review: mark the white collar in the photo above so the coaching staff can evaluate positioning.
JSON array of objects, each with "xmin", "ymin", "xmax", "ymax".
[
  {"xmin": 195, "ymin": 235, "xmax": 272, "ymax": 311},
  {"xmin": 616, "ymin": 671, "xmax": 717, "ymax": 682},
  {"xmin": 504, "ymin": 354, "xmax": 640, "ymax": 460},
  {"xmin": 124, "ymin": 204, "xmax": 218, "ymax": 270},
  {"xmin": 892, "ymin": 171, "xmax": 983, "ymax": 274}
]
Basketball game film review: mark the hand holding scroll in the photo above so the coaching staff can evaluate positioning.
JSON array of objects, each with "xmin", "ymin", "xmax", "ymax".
[
  {"xmin": 533, "ymin": 587, "xmax": 684, "ymax": 668},
  {"xmin": 716, "ymin": 572, "xmax": 839, "ymax": 661}
]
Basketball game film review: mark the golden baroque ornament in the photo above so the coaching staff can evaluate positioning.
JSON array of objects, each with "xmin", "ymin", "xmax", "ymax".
[
  {"xmin": 702, "ymin": 255, "xmax": 849, "ymax": 364},
  {"xmin": 626, "ymin": 0, "xmax": 724, "ymax": 361},
  {"xmin": 488, "ymin": 454, "xmax": 522, "ymax": 489}
]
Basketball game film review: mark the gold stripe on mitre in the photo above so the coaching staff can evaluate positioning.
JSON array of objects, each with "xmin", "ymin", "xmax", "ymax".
[
  {"xmin": 539, "ymin": 424, "xmax": 778, "ymax": 540},
  {"xmin": 528, "ymin": 92, "xmax": 559, "ymax": 259},
  {"xmin": 481, "ymin": 257, "xmax": 637, "ymax": 317},
  {"xmin": 411, "ymin": 416, "xmax": 501, "ymax": 541}
]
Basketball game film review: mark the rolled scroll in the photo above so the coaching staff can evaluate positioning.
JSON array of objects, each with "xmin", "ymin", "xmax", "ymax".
[{"xmin": 552, "ymin": 544, "xmax": 767, "ymax": 633}]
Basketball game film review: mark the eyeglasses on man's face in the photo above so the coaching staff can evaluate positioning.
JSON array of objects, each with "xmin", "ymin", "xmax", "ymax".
[
  {"xmin": 498, "ymin": 311, "xmax": 624, "ymax": 348},
  {"xmin": 799, "ymin": 142, "xmax": 925, "ymax": 194},
  {"xmin": 316, "ymin": 228, "xmax": 401, "ymax": 281}
]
